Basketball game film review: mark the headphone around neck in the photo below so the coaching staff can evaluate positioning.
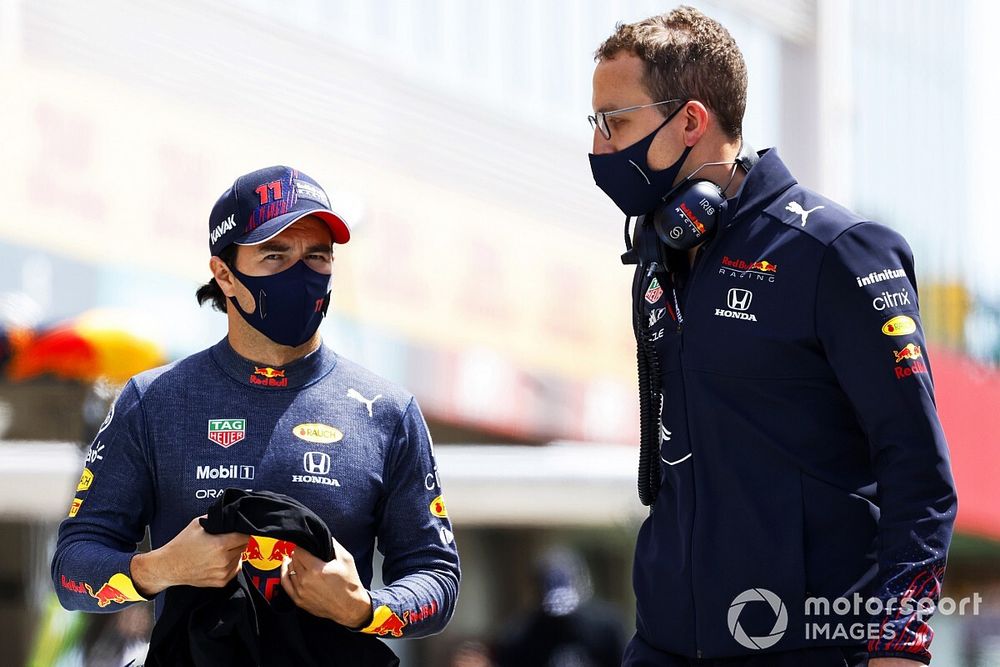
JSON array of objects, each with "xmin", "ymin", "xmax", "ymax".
[{"xmin": 650, "ymin": 144, "xmax": 759, "ymax": 251}]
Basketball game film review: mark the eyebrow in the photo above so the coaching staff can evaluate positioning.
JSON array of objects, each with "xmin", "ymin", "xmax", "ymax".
[
  {"xmin": 257, "ymin": 242, "xmax": 290, "ymax": 253},
  {"xmin": 256, "ymin": 242, "xmax": 333, "ymax": 254}
]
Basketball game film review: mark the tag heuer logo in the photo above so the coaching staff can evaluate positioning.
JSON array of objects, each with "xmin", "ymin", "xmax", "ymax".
[
  {"xmin": 207, "ymin": 419, "xmax": 247, "ymax": 448},
  {"xmin": 645, "ymin": 277, "xmax": 664, "ymax": 304}
]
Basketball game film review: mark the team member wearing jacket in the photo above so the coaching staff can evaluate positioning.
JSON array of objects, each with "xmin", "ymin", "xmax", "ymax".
[
  {"xmin": 51, "ymin": 166, "xmax": 459, "ymax": 647},
  {"xmin": 588, "ymin": 8, "xmax": 956, "ymax": 666}
]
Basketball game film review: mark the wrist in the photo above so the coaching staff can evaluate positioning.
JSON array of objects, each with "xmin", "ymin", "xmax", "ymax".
[
  {"xmin": 343, "ymin": 589, "xmax": 374, "ymax": 629},
  {"xmin": 130, "ymin": 549, "xmax": 168, "ymax": 597}
]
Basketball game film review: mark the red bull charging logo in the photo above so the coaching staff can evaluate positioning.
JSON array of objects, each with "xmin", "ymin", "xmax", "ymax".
[
  {"xmin": 362, "ymin": 605, "xmax": 408, "ymax": 637},
  {"xmin": 84, "ymin": 573, "xmax": 145, "ymax": 608},
  {"xmin": 893, "ymin": 342, "xmax": 928, "ymax": 379},
  {"xmin": 242, "ymin": 535, "xmax": 297, "ymax": 572}
]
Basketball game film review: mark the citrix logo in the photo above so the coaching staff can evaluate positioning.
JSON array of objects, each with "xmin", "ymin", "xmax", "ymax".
[{"xmin": 872, "ymin": 288, "xmax": 911, "ymax": 311}]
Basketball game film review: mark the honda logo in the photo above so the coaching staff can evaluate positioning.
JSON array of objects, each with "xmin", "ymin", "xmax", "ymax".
[
  {"xmin": 303, "ymin": 451, "xmax": 331, "ymax": 475},
  {"xmin": 727, "ymin": 288, "xmax": 753, "ymax": 311}
]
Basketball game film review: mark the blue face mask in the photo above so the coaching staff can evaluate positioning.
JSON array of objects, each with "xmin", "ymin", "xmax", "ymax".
[
  {"xmin": 589, "ymin": 102, "xmax": 692, "ymax": 216},
  {"xmin": 229, "ymin": 260, "xmax": 332, "ymax": 347}
]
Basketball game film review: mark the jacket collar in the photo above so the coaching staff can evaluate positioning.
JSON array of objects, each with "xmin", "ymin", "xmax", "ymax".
[
  {"xmin": 210, "ymin": 337, "xmax": 338, "ymax": 390},
  {"xmin": 726, "ymin": 147, "xmax": 798, "ymax": 227}
]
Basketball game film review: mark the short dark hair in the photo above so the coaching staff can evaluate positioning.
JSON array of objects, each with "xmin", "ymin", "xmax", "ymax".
[
  {"xmin": 196, "ymin": 244, "xmax": 238, "ymax": 313},
  {"xmin": 595, "ymin": 6, "xmax": 748, "ymax": 140}
]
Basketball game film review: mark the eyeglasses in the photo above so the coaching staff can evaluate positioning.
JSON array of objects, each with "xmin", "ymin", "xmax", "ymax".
[{"xmin": 588, "ymin": 99, "xmax": 683, "ymax": 140}]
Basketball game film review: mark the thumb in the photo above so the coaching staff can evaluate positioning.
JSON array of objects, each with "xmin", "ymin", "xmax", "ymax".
[{"xmin": 330, "ymin": 534, "xmax": 353, "ymax": 561}]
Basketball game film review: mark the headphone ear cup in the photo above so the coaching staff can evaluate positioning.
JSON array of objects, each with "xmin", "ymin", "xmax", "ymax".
[{"xmin": 652, "ymin": 180, "xmax": 725, "ymax": 250}]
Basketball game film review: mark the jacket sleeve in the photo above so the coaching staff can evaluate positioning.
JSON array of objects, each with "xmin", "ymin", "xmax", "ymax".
[
  {"xmin": 815, "ymin": 222, "xmax": 957, "ymax": 664},
  {"xmin": 50, "ymin": 380, "xmax": 154, "ymax": 612},
  {"xmin": 359, "ymin": 397, "xmax": 460, "ymax": 638}
]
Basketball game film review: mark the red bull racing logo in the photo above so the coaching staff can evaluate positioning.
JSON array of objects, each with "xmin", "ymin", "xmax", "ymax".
[
  {"xmin": 207, "ymin": 419, "xmax": 246, "ymax": 448},
  {"xmin": 250, "ymin": 366, "xmax": 289, "ymax": 388},
  {"xmin": 84, "ymin": 573, "xmax": 146, "ymax": 608},
  {"xmin": 719, "ymin": 256, "xmax": 778, "ymax": 283},
  {"xmin": 893, "ymin": 343, "xmax": 928, "ymax": 379},
  {"xmin": 677, "ymin": 202, "xmax": 707, "ymax": 234},
  {"xmin": 363, "ymin": 605, "xmax": 408, "ymax": 637}
]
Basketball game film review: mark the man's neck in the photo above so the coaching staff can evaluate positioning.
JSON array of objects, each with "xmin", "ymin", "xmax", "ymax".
[
  {"xmin": 682, "ymin": 139, "xmax": 746, "ymax": 198},
  {"xmin": 225, "ymin": 311, "xmax": 321, "ymax": 367}
]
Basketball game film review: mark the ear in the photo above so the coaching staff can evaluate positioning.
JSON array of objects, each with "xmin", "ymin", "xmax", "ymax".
[
  {"xmin": 209, "ymin": 256, "xmax": 238, "ymax": 298},
  {"xmin": 681, "ymin": 101, "xmax": 711, "ymax": 147}
]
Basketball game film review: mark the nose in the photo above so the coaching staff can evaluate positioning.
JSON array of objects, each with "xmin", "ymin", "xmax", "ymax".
[{"xmin": 592, "ymin": 127, "xmax": 615, "ymax": 155}]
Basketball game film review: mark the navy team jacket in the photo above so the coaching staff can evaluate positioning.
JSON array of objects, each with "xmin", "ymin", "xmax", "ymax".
[
  {"xmin": 631, "ymin": 149, "xmax": 956, "ymax": 663},
  {"xmin": 51, "ymin": 339, "xmax": 459, "ymax": 641}
]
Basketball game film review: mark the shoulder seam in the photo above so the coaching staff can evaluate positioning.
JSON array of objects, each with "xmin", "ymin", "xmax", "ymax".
[
  {"xmin": 382, "ymin": 396, "xmax": 417, "ymax": 489},
  {"xmin": 759, "ymin": 210, "xmax": 872, "ymax": 249}
]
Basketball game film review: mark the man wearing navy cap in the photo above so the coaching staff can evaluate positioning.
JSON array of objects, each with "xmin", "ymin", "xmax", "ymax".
[{"xmin": 51, "ymin": 166, "xmax": 460, "ymax": 650}]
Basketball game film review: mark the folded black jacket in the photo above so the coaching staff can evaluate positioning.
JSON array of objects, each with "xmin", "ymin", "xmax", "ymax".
[{"xmin": 145, "ymin": 488, "xmax": 398, "ymax": 666}]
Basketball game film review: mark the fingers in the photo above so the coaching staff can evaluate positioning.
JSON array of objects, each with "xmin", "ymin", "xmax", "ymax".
[{"xmin": 280, "ymin": 557, "xmax": 301, "ymax": 600}]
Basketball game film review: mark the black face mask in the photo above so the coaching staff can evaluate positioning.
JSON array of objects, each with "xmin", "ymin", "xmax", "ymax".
[
  {"xmin": 589, "ymin": 103, "xmax": 692, "ymax": 217},
  {"xmin": 229, "ymin": 261, "xmax": 332, "ymax": 348}
]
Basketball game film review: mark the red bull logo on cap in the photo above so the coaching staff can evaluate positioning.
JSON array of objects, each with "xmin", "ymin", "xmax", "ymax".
[
  {"xmin": 84, "ymin": 573, "xmax": 146, "ymax": 608},
  {"xmin": 362, "ymin": 605, "xmax": 408, "ymax": 637}
]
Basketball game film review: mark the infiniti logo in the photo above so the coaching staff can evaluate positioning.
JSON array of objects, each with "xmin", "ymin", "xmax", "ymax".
[
  {"xmin": 303, "ymin": 451, "xmax": 331, "ymax": 475},
  {"xmin": 727, "ymin": 288, "xmax": 753, "ymax": 311}
]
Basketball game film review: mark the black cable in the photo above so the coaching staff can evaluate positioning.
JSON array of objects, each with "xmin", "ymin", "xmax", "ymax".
[{"xmin": 633, "ymin": 264, "xmax": 664, "ymax": 507}]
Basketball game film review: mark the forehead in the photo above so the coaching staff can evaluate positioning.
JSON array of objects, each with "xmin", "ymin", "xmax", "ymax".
[
  {"xmin": 592, "ymin": 52, "xmax": 653, "ymax": 111},
  {"xmin": 271, "ymin": 215, "xmax": 333, "ymax": 245},
  {"xmin": 236, "ymin": 216, "xmax": 334, "ymax": 260}
]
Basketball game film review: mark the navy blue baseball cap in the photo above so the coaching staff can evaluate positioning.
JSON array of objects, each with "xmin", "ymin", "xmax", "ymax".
[{"xmin": 208, "ymin": 165, "xmax": 350, "ymax": 256}]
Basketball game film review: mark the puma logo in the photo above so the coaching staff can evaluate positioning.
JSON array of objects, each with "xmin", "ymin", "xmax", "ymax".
[
  {"xmin": 347, "ymin": 388, "xmax": 382, "ymax": 417},
  {"xmin": 785, "ymin": 201, "xmax": 824, "ymax": 227}
]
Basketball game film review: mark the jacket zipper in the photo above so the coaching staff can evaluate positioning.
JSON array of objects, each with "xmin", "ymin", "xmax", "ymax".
[{"xmin": 678, "ymin": 240, "xmax": 711, "ymax": 658}]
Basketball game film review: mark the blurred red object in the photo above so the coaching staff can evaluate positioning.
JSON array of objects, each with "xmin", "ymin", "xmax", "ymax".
[{"xmin": 6, "ymin": 309, "xmax": 164, "ymax": 384}]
